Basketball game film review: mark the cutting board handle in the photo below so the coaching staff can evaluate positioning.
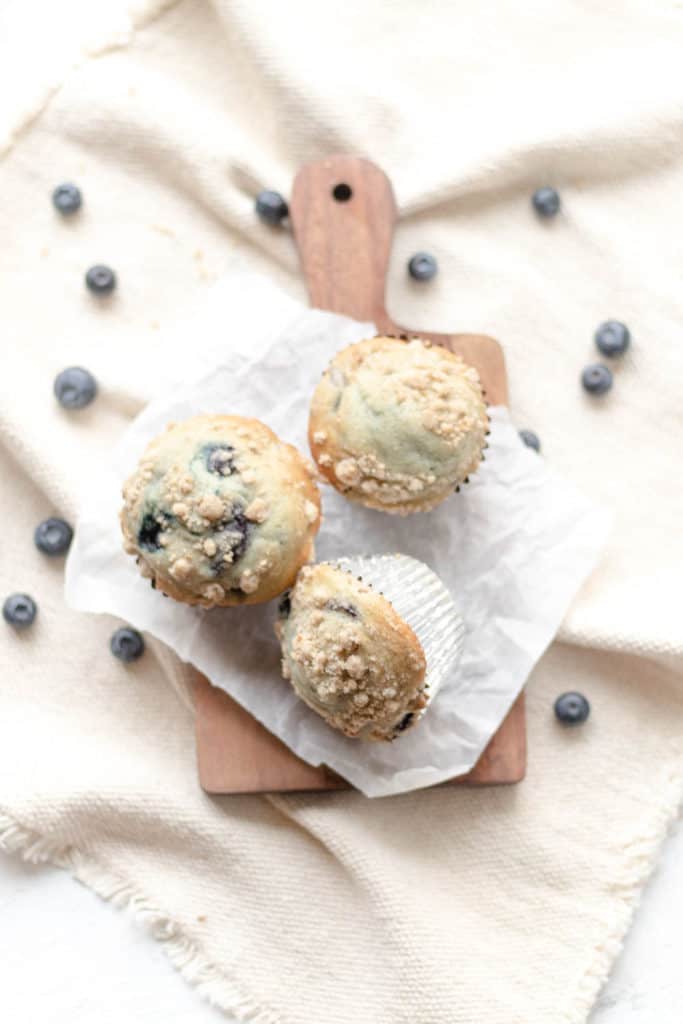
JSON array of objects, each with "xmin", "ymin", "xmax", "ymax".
[{"xmin": 290, "ymin": 155, "xmax": 397, "ymax": 326}]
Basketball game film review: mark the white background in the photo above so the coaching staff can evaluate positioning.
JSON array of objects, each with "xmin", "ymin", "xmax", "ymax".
[{"xmin": 1, "ymin": 815, "xmax": 681, "ymax": 1022}]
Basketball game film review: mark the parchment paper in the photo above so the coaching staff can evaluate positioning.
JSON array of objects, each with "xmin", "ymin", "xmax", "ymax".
[{"xmin": 65, "ymin": 274, "xmax": 610, "ymax": 797}]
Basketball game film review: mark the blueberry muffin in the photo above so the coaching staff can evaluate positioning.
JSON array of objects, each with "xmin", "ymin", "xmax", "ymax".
[
  {"xmin": 276, "ymin": 563, "xmax": 427, "ymax": 740},
  {"xmin": 309, "ymin": 335, "xmax": 488, "ymax": 514},
  {"xmin": 121, "ymin": 415, "xmax": 321, "ymax": 606}
]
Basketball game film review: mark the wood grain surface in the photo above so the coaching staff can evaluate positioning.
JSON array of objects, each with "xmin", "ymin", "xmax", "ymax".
[
  {"xmin": 289, "ymin": 155, "xmax": 508, "ymax": 404},
  {"xmin": 196, "ymin": 679, "xmax": 526, "ymax": 794},
  {"xmin": 195, "ymin": 154, "xmax": 526, "ymax": 794}
]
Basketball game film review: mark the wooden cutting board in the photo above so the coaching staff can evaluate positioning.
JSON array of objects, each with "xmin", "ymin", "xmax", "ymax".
[{"xmin": 195, "ymin": 155, "xmax": 526, "ymax": 794}]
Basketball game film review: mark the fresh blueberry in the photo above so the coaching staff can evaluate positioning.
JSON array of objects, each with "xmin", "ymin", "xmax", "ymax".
[
  {"xmin": 595, "ymin": 320, "xmax": 630, "ymax": 358},
  {"xmin": 85, "ymin": 264, "xmax": 116, "ymax": 295},
  {"xmin": 532, "ymin": 186, "xmax": 561, "ymax": 218},
  {"xmin": 53, "ymin": 366, "xmax": 97, "ymax": 409},
  {"xmin": 34, "ymin": 517, "xmax": 73, "ymax": 556},
  {"xmin": 519, "ymin": 429, "xmax": 541, "ymax": 452},
  {"xmin": 255, "ymin": 190, "xmax": 288, "ymax": 225},
  {"xmin": 408, "ymin": 252, "xmax": 438, "ymax": 281},
  {"xmin": 581, "ymin": 363, "xmax": 613, "ymax": 395},
  {"xmin": 110, "ymin": 626, "xmax": 145, "ymax": 662},
  {"xmin": 554, "ymin": 691, "xmax": 590, "ymax": 725},
  {"xmin": 3, "ymin": 593, "xmax": 37, "ymax": 629},
  {"xmin": 52, "ymin": 183, "xmax": 82, "ymax": 215}
]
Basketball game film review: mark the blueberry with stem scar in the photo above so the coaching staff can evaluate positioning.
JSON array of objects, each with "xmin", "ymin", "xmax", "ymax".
[
  {"xmin": 110, "ymin": 626, "xmax": 145, "ymax": 662},
  {"xmin": 85, "ymin": 264, "xmax": 116, "ymax": 295},
  {"xmin": 408, "ymin": 252, "xmax": 438, "ymax": 281},
  {"xmin": 3, "ymin": 593, "xmax": 37, "ymax": 629},
  {"xmin": 581, "ymin": 364, "xmax": 613, "ymax": 395},
  {"xmin": 34, "ymin": 517, "xmax": 73, "ymax": 555},
  {"xmin": 52, "ymin": 183, "xmax": 82, "ymax": 215},
  {"xmin": 594, "ymin": 320, "xmax": 630, "ymax": 357},
  {"xmin": 54, "ymin": 367, "xmax": 97, "ymax": 409},
  {"xmin": 554, "ymin": 692, "xmax": 590, "ymax": 725}
]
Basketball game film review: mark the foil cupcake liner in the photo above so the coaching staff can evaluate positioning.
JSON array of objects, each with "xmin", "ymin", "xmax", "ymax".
[{"xmin": 332, "ymin": 553, "xmax": 465, "ymax": 725}]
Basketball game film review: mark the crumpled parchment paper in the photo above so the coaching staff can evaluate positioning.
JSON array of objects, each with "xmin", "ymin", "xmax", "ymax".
[{"xmin": 65, "ymin": 274, "xmax": 610, "ymax": 797}]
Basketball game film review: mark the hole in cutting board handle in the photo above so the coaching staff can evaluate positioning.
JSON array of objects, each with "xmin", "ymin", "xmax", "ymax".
[{"xmin": 332, "ymin": 182, "xmax": 352, "ymax": 202}]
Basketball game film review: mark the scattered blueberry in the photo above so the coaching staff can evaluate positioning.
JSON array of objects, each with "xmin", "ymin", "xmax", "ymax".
[
  {"xmin": 54, "ymin": 366, "xmax": 97, "ymax": 409},
  {"xmin": 408, "ymin": 252, "xmax": 438, "ymax": 281},
  {"xmin": 595, "ymin": 320, "xmax": 630, "ymax": 358},
  {"xmin": 85, "ymin": 264, "xmax": 116, "ymax": 295},
  {"xmin": 34, "ymin": 517, "xmax": 73, "ymax": 556},
  {"xmin": 532, "ymin": 186, "xmax": 561, "ymax": 218},
  {"xmin": 52, "ymin": 183, "xmax": 82, "ymax": 215},
  {"xmin": 255, "ymin": 190, "xmax": 288, "ymax": 225},
  {"xmin": 554, "ymin": 691, "xmax": 590, "ymax": 725},
  {"xmin": 519, "ymin": 429, "xmax": 541, "ymax": 452},
  {"xmin": 110, "ymin": 626, "xmax": 145, "ymax": 662},
  {"xmin": 581, "ymin": 363, "xmax": 613, "ymax": 395},
  {"xmin": 3, "ymin": 593, "xmax": 37, "ymax": 629}
]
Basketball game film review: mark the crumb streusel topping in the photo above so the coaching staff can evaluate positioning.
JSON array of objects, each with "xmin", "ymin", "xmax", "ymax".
[
  {"xmin": 309, "ymin": 336, "xmax": 489, "ymax": 514},
  {"xmin": 121, "ymin": 414, "xmax": 321, "ymax": 607},
  {"xmin": 276, "ymin": 563, "xmax": 427, "ymax": 740}
]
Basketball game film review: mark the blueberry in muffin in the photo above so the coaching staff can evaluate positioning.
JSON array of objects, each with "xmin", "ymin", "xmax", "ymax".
[
  {"xmin": 308, "ymin": 336, "xmax": 488, "ymax": 514},
  {"xmin": 276, "ymin": 563, "xmax": 427, "ymax": 741},
  {"xmin": 120, "ymin": 415, "xmax": 321, "ymax": 607}
]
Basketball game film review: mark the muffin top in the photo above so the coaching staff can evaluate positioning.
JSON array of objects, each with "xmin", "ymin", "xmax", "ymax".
[
  {"xmin": 308, "ymin": 335, "xmax": 488, "ymax": 514},
  {"xmin": 276, "ymin": 563, "xmax": 427, "ymax": 740},
  {"xmin": 121, "ymin": 414, "xmax": 321, "ymax": 606}
]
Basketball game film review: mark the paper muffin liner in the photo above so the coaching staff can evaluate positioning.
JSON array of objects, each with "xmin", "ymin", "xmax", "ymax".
[{"xmin": 331, "ymin": 553, "xmax": 465, "ymax": 729}]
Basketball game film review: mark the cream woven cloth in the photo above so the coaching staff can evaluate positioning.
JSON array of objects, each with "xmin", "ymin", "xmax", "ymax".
[{"xmin": 1, "ymin": 2, "xmax": 682, "ymax": 1022}]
